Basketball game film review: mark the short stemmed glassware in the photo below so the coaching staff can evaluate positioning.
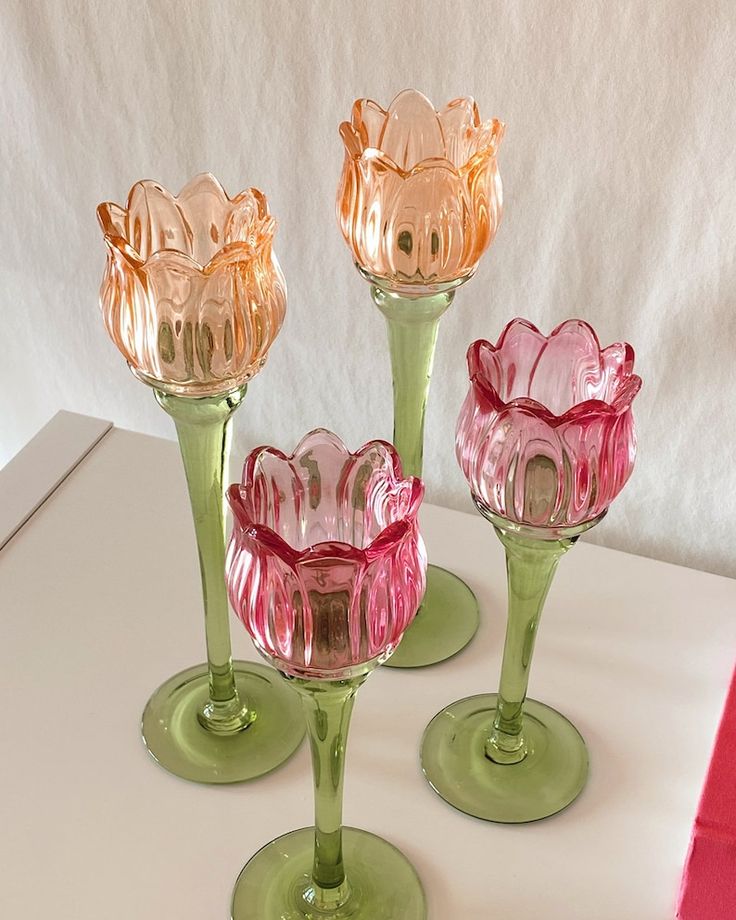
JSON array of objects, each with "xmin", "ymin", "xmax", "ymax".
[
  {"xmin": 337, "ymin": 89, "xmax": 505, "ymax": 667},
  {"xmin": 226, "ymin": 430, "xmax": 428, "ymax": 919},
  {"xmin": 421, "ymin": 318, "xmax": 642, "ymax": 822},
  {"xmin": 96, "ymin": 174, "xmax": 304, "ymax": 783}
]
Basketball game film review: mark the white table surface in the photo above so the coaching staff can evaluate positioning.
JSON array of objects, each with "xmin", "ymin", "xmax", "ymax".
[{"xmin": 1, "ymin": 415, "xmax": 735, "ymax": 919}]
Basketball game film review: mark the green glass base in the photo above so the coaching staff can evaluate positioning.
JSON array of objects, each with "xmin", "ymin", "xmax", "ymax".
[
  {"xmin": 384, "ymin": 565, "xmax": 479, "ymax": 669},
  {"xmin": 141, "ymin": 660, "xmax": 305, "ymax": 784},
  {"xmin": 231, "ymin": 826, "xmax": 427, "ymax": 920},
  {"xmin": 421, "ymin": 692, "xmax": 589, "ymax": 823}
]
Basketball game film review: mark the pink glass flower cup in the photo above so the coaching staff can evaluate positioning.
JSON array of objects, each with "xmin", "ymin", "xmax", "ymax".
[
  {"xmin": 97, "ymin": 172, "xmax": 286, "ymax": 397},
  {"xmin": 456, "ymin": 317, "xmax": 642, "ymax": 528},
  {"xmin": 420, "ymin": 318, "xmax": 642, "ymax": 825},
  {"xmin": 226, "ymin": 430, "xmax": 429, "ymax": 920},
  {"xmin": 226, "ymin": 429, "xmax": 427, "ymax": 679},
  {"xmin": 337, "ymin": 88, "xmax": 504, "ymax": 294}
]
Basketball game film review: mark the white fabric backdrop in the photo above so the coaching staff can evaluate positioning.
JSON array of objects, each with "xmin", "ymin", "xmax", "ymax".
[{"xmin": 1, "ymin": 0, "xmax": 734, "ymax": 577}]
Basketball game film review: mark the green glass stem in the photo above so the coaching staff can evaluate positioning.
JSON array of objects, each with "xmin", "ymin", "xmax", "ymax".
[
  {"xmin": 420, "ymin": 509, "xmax": 604, "ymax": 821},
  {"xmin": 369, "ymin": 279, "xmax": 479, "ymax": 669},
  {"xmin": 370, "ymin": 284, "xmax": 454, "ymax": 479},
  {"xmin": 290, "ymin": 674, "xmax": 366, "ymax": 913},
  {"xmin": 486, "ymin": 525, "xmax": 574, "ymax": 764},
  {"xmin": 485, "ymin": 511, "xmax": 601, "ymax": 765},
  {"xmin": 155, "ymin": 386, "xmax": 253, "ymax": 735}
]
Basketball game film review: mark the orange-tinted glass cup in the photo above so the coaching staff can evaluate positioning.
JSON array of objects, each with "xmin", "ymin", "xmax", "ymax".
[
  {"xmin": 337, "ymin": 89, "xmax": 504, "ymax": 294},
  {"xmin": 97, "ymin": 173, "xmax": 286, "ymax": 397}
]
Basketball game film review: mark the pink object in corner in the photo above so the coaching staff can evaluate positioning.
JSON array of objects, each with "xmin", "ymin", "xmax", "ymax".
[
  {"xmin": 226, "ymin": 429, "xmax": 427, "ymax": 680},
  {"xmin": 677, "ymin": 665, "xmax": 736, "ymax": 919}
]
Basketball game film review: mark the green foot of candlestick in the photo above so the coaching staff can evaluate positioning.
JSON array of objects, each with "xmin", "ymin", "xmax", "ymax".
[
  {"xmin": 142, "ymin": 660, "xmax": 304, "ymax": 785},
  {"xmin": 384, "ymin": 565, "xmax": 479, "ymax": 668},
  {"xmin": 231, "ymin": 826, "xmax": 426, "ymax": 920},
  {"xmin": 421, "ymin": 692, "xmax": 588, "ymax": 823}
]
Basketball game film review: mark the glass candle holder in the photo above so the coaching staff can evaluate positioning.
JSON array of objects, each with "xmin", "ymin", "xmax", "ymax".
[
  {"xmin": 96, "ymin": 174, "xmax": 304, "ymax": 783},
  {"xmin": 337, "ymin": 89, "xmax": 505, "ymax": 667},
  {"xmin": 226, "ymin": 430, "xmax": 428, "ymax": 919},
  {"xmin": 421, "ymin": 318, "xmax": 642, "ymax": 822}
]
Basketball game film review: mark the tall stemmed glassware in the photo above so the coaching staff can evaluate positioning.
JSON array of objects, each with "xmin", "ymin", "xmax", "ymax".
[
  {"xmin": 226, "ymin": 430, "xmax": 428, "ymax": 919},
  {"xmin": 422, "ymin": 319, "xmax": 642, "ymax": 822},
  {"xmin": 96, "ymin": 174, "xmax": 304, "ymax": 783},
  {"xmin": 337, "ymin": 89, "xmax": 505, "ymax": 667}
]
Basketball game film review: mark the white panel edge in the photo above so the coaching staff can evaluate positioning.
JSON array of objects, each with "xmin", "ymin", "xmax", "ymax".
[{"xmin": 0, "ymin": 411, "xmax": 113, "ymax": 551}]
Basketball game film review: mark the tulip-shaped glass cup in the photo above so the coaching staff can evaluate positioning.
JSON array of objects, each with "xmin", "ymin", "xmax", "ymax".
[
  {"xmin": 421, "ymin": 319, "xmax": 642, "ymax": 822},
  {"xmin": 226, "ymin": 430, "xmax": 428, "ymax": 919},
  {"xmin": 337, "ymin": 89, "xmax": 505, "ymax": 667},
  {"xmin": 96, "ymin": 174, "xmax": 304, "ymax": 783}
]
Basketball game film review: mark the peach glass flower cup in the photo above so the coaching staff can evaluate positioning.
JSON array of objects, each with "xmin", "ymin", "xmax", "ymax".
[
  {"xmin": 97, "ymin": 172, "xmax": 286, "ymax": 397},
  {"xmin": 337, "ymin": 88, "xmax": 504, "ymax": 294},
  {"xmin": 421, "ymin": 318, "xmax": 642, "ymax": 824},
  {"xmin": 336, "ymin": 90, "xmax": 504, "ymax": 668},
  {"xmin": 226, "ymin": 430, "xmax": 428, "ymax": 920},
  {"xmin": 95, "ymin": 175, "xmax": 303, "ymax": 786}
]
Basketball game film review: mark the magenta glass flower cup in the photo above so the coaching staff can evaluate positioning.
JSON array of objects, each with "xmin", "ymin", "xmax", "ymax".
[
  {"xmin": 226, "ymin": 429, "xmax": 428, "ymax": 920},
  {"xmin": 421, "ymin": 318, "xmax": 641, "ymax": 823}
]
